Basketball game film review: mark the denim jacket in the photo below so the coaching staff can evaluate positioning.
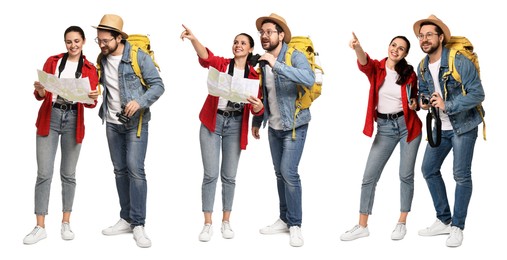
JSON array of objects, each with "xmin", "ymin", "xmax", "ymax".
[
  {"xmin": 417, "ymin": 47, "xmax": 485, "ymax": 135},
  {"xmin": 252, "ymin": 42, "xmax": 315, "ymax": 130},
  {"xmin": 98, "ymin": 41, "xmax": 165, "ymax": 126}
]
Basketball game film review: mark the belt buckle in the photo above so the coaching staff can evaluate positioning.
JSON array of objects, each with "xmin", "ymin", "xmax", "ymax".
[
  {"xmin": 390, "ymin": 113, "xmax": 398, "ymax": 120},
  {"xmin": 223, "ymin": 111, "xmax": 231, "ymax": 117},
  {"xmin": 60, "ymin": 104, "xmax": 68, "ymax": 110}
]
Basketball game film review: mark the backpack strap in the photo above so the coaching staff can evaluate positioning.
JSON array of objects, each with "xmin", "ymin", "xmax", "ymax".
[
  {"xmin": 130, "ymin": 45, "xmax": 148, "ymax": 88},
  {"xmin": 58, "ymin": 52, "xmax": 84, "ymax": 79}
]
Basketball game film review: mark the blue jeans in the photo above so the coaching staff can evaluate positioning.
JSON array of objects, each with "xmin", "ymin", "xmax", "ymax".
[
  {"xmin": 421, "ymin": 127, "xmax": 478, "ymax": 230},
  {"xmin": 106, "ymin": 122, "xmax": 149, "ymax": 226},
  {"xmin": 200, "ymin": 114, "xmax": 242, "ymax": 212},
  {"xmin": 35, "ymin": 107, "xmax": 81, "ymax": 215},
  {"xmin": 268, "ymin": 124, "xmax": 308, "ymax": 227},
  {"xmin": 359, "ymin": 116, "xmax": 421, "ymax": 215}
]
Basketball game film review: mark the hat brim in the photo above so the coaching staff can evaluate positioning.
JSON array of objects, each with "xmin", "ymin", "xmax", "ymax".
[
  {"xmin": 256, "ymin": 16, "xmax": 291, "ymax": 44},
  {"xmin": 93, "ymin": 25, "xmax": 129, "ymax": 40},
  {"xmin": 413, "ymin": 18, "xmax": 450, "ymax": 43}
]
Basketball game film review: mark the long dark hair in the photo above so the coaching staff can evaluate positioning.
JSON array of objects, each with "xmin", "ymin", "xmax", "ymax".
[{"xmin": 390, "ymin": 36, "xmax": 413, "ymax": 85}]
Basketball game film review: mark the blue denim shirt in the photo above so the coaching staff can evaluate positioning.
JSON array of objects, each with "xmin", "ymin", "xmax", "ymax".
[
  {"xmin": 253, "ymin": 42, "xmax": 315, "ymax": 130},
  {"xmin": 417, "ymin": 47, "xmax": 485, "ymax": 135},
  {"xmin": 98, "ymin": 41, "xmax": 165, "ymax": 126}
]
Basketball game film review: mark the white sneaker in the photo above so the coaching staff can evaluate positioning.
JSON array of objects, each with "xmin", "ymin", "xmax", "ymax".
[
  {"xmin": 221, "ymin": 221, "xmax": 234, "ymax": 239},
  {"xmin": 61, "ymin": 222, "xmax": 75, "ymax": 240},
  {"xmin": 391, "ymin": 223, "xmax": 407, "ymax": 240},
  {"xmin": 133, "ymin": 226, "xmax": 151, "ymax": 248},
  {"xmin": 446, "ymin": 226, "xmax": 463, "ymax": 247},
  {"xmin": 23, "ymin": 226, "xmax": 47, "ymax": 245},
  {"xmin": 199, "ymin": 224, "xmax": 213, "ymax": 242},
  {"xmin": 259, "ymin": 219, "xmax": 289, "ymax": 234},
  {"xmin": 289, "ymin": 226, "xmax": 304, "ymax": 247},
  {"xmin": 102, "ymin": 219, "xmax": 132, "ymax": 236},
  {"xmin": 418, "ymin": 219, "xmax": 451, "ymax": 236},
  {"xmin": 340, "ymin": 225, "xmax": 369, "ymax": 241}
]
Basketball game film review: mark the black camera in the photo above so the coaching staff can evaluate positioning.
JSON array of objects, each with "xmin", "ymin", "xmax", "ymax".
[
  {"xmin": 421, "ymin": 95, "xmax": 430, "ymax": 105},
  {"xmin": 116, "ymin": 108, "xmax": 131, "ymax": 124},
  {"xmin": 249, "ymin": 54, "xmax": 267, "ymax": 67}
]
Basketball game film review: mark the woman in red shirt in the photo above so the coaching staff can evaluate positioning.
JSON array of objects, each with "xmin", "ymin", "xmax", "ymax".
[
  {"xmin": 340, "ymin": 32, "xmax": 422, "ymax": 241},
  {"xmin": 24, "ymin": 26, "xmax": 98, "ymax": 245},
  {"xmin": 180, "ymin": 24, "xmax": 263, "ymax": 242}
]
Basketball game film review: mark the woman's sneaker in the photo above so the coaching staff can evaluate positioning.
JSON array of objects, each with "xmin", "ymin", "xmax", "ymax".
[
  {"xmin": 391, "ymin": 223, "xmax": 407, "ymax": 240},
  {"xmin": 23, "ymin": 226, "xmax": 47, "ymax": 245},
  {"xmin": 340, "ymin": 225, "xmax": 369, "ymax": 241},
  {"xmin": 61, "ymin": 222, "xmax": 75, "ymax": 240},
  {"xmin": 199, "ymin": 224, "xmax": 213, "ymax": 242},
  {"xmin": 221, "ymin": 221, "xmax": 234, "ymax": 239}
]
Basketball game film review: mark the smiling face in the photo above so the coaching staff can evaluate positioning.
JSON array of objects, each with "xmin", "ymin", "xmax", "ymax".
[
  {"xmin": 259, "ymin": 22, "xmax": 283, "ymax": 52},
  {"xmin": 387, "ymin": 37, "xmax": 409, "ymax": 64},
  {"xmin": 64, "ymin": 31, "xmax": 85, "ymax": 59},
  {"xmin": 232, "ymin": 34, "xmax": 253, "ymax": 58},
  {"xmin": 418, "ymin": 24, "xmax": 443, "ymax": 55}
]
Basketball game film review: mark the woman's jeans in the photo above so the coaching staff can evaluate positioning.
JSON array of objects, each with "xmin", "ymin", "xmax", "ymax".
[
  {"xmin": 421, "ymin": 127, "xmax": 477, "ymax": 230},
  {"xmin": 359, "ymin": 116, "xmax": 421, "ymax": 215},
  {"xmin": 268, "ymin": 124, "xmax": 308, "ymax": 227},
  {"xmin": 35, "ymin": 107, "xmax": 81, "ymax": 215},
  {"xmin": 106, "ymin": 122, "xmax": 149, "ymax": 226},
  {"xmin": 200, "ymin": 113, "xmax": 242, "ymax": 212}
]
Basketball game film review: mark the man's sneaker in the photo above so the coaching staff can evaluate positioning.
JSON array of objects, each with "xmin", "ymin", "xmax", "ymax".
[
  {"xmin": 61, "ymin": 222, "xmax": 75, "ymax": 240},
  {"xmin": 102, "ymin": 219, "xmax": 132, "ymax": 236},
  {"xmin": 289, "ymin": 226, "xmax": 304, "ymax": 247},
  {"xmin": 23, "ymin": 226, "xmax": 47, "ymax": 245},
  {"xmin": 391, "ymin": 223, "xmax": 407, "ymax": 240},
  {"xmin": 259, "ymin": 219, "xmax": 289, "ymax": 234},
  {"xmin": 418, "ymin": 219, "xmax": 451, "ymax": 236},
  {"xmin": 340, "ymin": 225, "xmax": 369, "ymax": 241},
  {"xmin": 221, "ymin": 221, "xmax": 234, "ymax": 239},
  {"xmin": 133, "ymin": 226, "xmax": 151, "ymax": 248},
  {"xmin": 199, "ymin": 224, "xmax": 213, "ymax": 242},
  {"xmin": 446, "ymin": 226, "xmax": 463, "ymax": 247}
]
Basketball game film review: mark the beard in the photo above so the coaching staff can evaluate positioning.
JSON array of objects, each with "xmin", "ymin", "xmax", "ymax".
[
  {"xmin": 101, "ymin": 42, "xmax": 119, "ymax": 56},
  {"xmin": 421, "ymin": 40, "xmax": 441, "ymax": 55},
  {"xmin": 263, "ymin": 39, "xmax": 280, "ymax": 52}
]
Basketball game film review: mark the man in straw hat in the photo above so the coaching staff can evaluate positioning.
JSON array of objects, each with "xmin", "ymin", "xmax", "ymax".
[
  {"xmin": 91, "ymin": 14, "xmax": 165, "ymax": 248},
  {"xmin": 251, "ymin": 13, "xmax": 315, "ymax": 247},
  {"xmin": 413, "ymin": 14, "xmax": 484, "ymax": 247}
]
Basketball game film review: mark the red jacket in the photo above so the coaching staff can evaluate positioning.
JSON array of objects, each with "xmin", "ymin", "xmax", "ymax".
[
  {"xmin": 198, "ymin": 48, "xmax": 263, "ymax": 150},
  {"xmin": 358, "ymin": 54, "xmax": 422, "ymax": 142},
  {"xmin": 34, "ymin": 53, "xmax": 98, "ymax": 143}
]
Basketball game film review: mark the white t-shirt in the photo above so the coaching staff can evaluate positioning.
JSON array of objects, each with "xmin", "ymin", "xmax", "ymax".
[
  {"xmin": 265, "ymin": 66, "xmax": 282, "ymax": 130},
  {"xmin": 428, "ymin": 59, "xmax": 452, "ymax": 130},
  {"xmin": 53, "ymin": 59, "xmax": 79, "ymax": 104},
  {"xmin": 104, "ymin": 54, "xmax": 122, "ymax": 124},
  {"xmin": 377, "ymin": 66, "xmax": 403, "ymax": 114}
]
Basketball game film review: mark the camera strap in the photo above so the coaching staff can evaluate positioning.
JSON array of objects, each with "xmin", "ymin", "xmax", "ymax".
[
  {"xmin": 225, "ymin": 59, "xmax": 249, "ymax": 110},
  {"xmin": 426, "ymin": 107, "xmax": 442, "ymax": 147},
  {"xmin": 58, "ymin": 52, "xmax": 84, "ymax": 79}
]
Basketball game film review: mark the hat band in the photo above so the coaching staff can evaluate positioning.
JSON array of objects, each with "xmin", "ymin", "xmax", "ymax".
[{"xmin": 98, "ymin": 24, "xmax": 121, "ymax": 31}]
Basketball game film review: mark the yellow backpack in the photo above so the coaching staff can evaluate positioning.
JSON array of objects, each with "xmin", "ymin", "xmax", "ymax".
[
  {"xmin": 285, "ymin": 36, "xmax": 324, "ymax": 139},
  {"xmin": 419, "ymin": 36, "xmax": 486, "ymax": 140},
  {"xmin": 96, "ymin": 34, "xmax": 161, "ymax": 137}
]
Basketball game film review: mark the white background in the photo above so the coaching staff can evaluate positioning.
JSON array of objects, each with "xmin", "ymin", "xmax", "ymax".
[{"xmin": 1, "ymin": 0, "xmax": 504, "ymax": 259}]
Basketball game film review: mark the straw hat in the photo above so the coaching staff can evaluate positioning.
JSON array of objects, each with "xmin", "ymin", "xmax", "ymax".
[
  {"xmin": 93, "ymin": 14, "xmax": 128, "ymax": 39},
  {"xmin": 256, "ymin": 13, "xmax": 291, "ymax": 43},
  {"xmin": 413, "ymin": 14, "xmax": 451, "ymax": 43}
]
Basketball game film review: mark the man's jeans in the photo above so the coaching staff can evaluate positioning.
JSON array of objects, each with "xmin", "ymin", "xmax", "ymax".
[
  {"xmin": 421, "ymin": 127, "xmax": 478, "ymax": 230},
  {"xmin": 106, "ymin": 122, "xmax": 149, "ymax": 226},
  {"xmin": 268, "ymin": 124, "xmax": 308, "ymax": 227}
]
